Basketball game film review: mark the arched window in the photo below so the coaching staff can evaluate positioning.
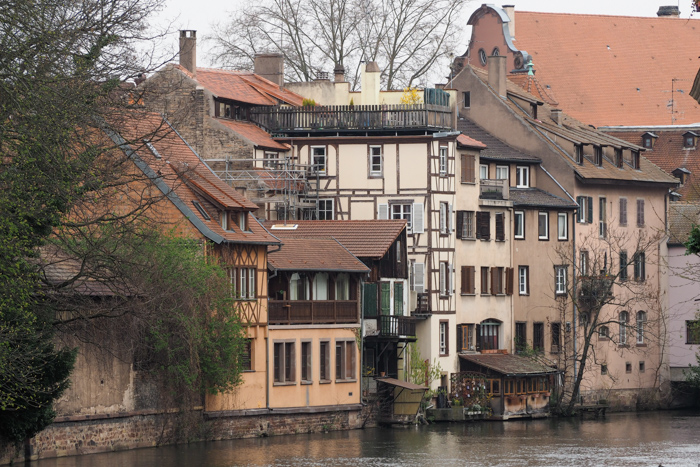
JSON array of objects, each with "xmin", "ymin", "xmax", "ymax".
[
  {"xmin": 619, "ymin": 311, "xmax": 629, "ymax": 345},
  {"xmin": 477, "ymin": 319, "xmax": 501, "ymax": 351},
  {"xmin": 636, "ymin": 311, "xmax": 647, "ymax": 344}
]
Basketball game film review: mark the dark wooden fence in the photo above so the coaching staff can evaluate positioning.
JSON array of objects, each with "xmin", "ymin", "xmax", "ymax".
[{"xmin": 249, "ymin": 104, "xmax": 453, "ymax": 132}]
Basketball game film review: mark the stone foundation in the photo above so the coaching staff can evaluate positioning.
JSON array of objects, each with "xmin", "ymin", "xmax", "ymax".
[
  {"xmin": 1, "ymin": 404, "xmax": 377, "ymax": 465},
  {"xmin": 578, "ymin": 387, "xmax": 668, "ymax": 412}
]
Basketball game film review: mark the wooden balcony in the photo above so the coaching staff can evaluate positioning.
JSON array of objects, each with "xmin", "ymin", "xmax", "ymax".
[
  {"xmin": 249, "ymin": 104, "xmax": 453, "ymax": 134},
  {"xmin": 268, "ymin": 300, "xmax": 359, "ymax": 325},
  {"xmin": 379, "ymin": 315, "xmax": 417, "ymax": 338}
]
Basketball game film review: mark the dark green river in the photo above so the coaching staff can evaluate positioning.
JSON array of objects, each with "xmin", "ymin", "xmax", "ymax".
[{"xmin": 31, "ymin": 410, "xmax": 700, "ymax": 466}]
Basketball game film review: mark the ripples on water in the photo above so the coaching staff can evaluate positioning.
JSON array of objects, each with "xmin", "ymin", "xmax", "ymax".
[{"xmin": 32, "ymin": 410, "xmax": 700, "ymax": 467}]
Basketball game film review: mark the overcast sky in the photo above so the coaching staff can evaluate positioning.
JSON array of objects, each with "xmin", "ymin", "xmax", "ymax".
[{"xmin": 151, "ymin": 0, "xmax": 693, "ymax": 66}]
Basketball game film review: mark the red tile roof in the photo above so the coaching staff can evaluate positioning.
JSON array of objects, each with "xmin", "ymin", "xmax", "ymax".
[
  {"xmin": 268, "ymin": 237, "xmax": 370, "ymax": 273},
  {"xmin": 262, "ymin": 220, "xmax": 406, "ymax": 259},
  {"xmin": 109, "ymin": 112, "xmax": 279, "ymax": 245},
  {"xmin": 512, "ymin": 11, "xmax": 700, "ymax": 126},
  {"xmin": 506, "ymin": 73, "xmax": 558, "ymax": 107},
  {"xmin": 183, "ymin": 66, "xmax": 304, "ymax": 107},
  {"xmin": 457, "ymin": 133, "xmax": 487, "ymax": 149},
  {"xmin": 603, "ymin": 127, "xmax": 700, "ymax": 200},
  {"xmin": 214, "ymin": 119, "xmax": 289, "ymax": 151}
]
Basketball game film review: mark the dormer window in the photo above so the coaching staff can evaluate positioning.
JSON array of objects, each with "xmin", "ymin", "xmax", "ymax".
[
  {"xmin": 575, "ymin": 144, "xmax": 584, "ymax": 165},
  {"xmin": 238, "ymin": 212, "xmax": 248, "ymax": 231},
  {"xmin": 683, "ymin": 131, "xmax": 698, "ymax": 149},
  {"xmin": 614, "ymin": 148, "xmax": 623, "ymax": 168},
  {"xmin": 631, "ymin": 150, "xmax": 640, "ymax": 170},
  {"xmin": 214, "ymin": 99, "xmax": 247, "ymax": 121},
  {"xmin": 221, "ymin": 211, "xmax": 235, "ymax": 231},
  {"xmin": 641, "ymin": 132, "xmax": 657, "ymax": 149},
  {"xmin": 594, "ymin": 146, "xmax": 603, "ymax": 167}
]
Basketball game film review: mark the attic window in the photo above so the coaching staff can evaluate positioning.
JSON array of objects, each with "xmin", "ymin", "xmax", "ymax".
[
  {"xmin": 575, "ymin": 144, "xmax": 584, "ymax": 165},
  {"xmin": 143, "ymin": 140, "xmax": 161, "ymax": 159},
  {"xmin": 214, "ymin": 99, "xmax": 247, "ymax": 121},
  {"xmin": 631, "ymin": 150, "xmax": 640, "ymax": 170},
  {"xmin": 192, "ymin": 201, "xmax": 211, "ymax": 220},
  {"xmin": 238, "ymin": 211, "xmax": 248, "ymax": 231},
  {"xmin": 221, "ymin": 211, "xmax": 235, "ymax": 232},
  {"xmin": 594, "ymin": 146, "xmax": 603, "ymax": 167},
  {"xmin": 683, "ymin": 132, "xmax": 697, "ymax": 149},
  {"xmin": 491, "ymin": 47, "xmax": 500, "ymax": 56},
  {"xmin": 642, "ymin": 132, "xmax": 657, "ymax": 149},
  {"xmin": 614, "ymin": 148, "xmax": 623, "ymax": 168}
]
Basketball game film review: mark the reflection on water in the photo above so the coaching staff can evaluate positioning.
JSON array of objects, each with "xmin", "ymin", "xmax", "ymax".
[{"xmin": 32, "ymin": 410, "xmax": 700, "ymax": 466}]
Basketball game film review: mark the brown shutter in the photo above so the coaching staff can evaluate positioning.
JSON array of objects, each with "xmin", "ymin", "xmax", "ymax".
[
  {"xmin": 461, "ymin": 154, "xmax": 467, "ymax": 183},
  {"xmin": 457, "ymin": 324, "xmax": 463, "ymax": 352},
  {"xmin": 496, "ymin": 213, "xmax": 505, "ymax": 241},
  {"xmin": 505, "ymin": 267, "xmax": 514, "ymax": 295},
  {"xmin": 490, "ymin": 267, "xmax": 496, "ymax": 295},
  {"xmin": 461, "ymin": 266, "xmax": 468, "ymax": 294},
  {"xmin": 637, "ymin": 199, "xmax": 645, "ymax": 226},
  {"xmin": 467, "ymin": 154, "xmax": 475, "ymax": 182},
  {"xmin": 457, "ymin": 211, "xmax": 464, "ymax": 239},
  {"xmin": 620, "ymin": 198, "xmax": 627, "ymax": 225},
  {"xmin": 469, "ymin": 266, "xmax": 475, "ymax": 294}
]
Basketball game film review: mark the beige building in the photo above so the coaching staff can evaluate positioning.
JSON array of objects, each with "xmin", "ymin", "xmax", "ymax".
[{"xmin": 449, "ymin": 55, "xmax": 678, "ymax": 407}]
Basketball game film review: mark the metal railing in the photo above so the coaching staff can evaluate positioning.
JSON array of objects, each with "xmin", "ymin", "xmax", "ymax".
[
  {"xmin": 379, "ymin": 315, "xmax": 416, "ymax": 337},
  {"xmin": 479, "ymin": 179, "xmax": 509, "ymax": 200}
]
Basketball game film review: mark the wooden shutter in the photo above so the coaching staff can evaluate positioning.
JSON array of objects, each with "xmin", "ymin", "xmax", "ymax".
[
  {"xmin": 461, "ymin": 154, "xmax": 475, "ymax": 183},
  {"xmin": 413, "ymin": 203, "xmax": 424, "ymax": 233},
  {"xmin": 449, "ymin": 263, "xmax": 454, "ymax": 295},
  {"xmin": 495, "ymin": 213, "xmax": 505, "ymax": 241},
  {"xmin": 394, "ymin": 282, "xmax": 403, "ymax": 316},
  {"xmin": 620, "ymin": 198, "xmax": 627, "ymax": 225},
  {"xmin": 457, "ymin": 324, "xmax": 464, "ymax": 352},
  {"xmin": 449, "ymin": 204, "xmax": 454, "ymax": 233},
  {"xmin": 461, "ymin": 154, "xmax": 467, "ymax": 183},
  {"xmin": 476, "ymin": 212, "xmax": 490, "ymax": 240},
  {"xmin": 456, "ymin": 211, "xmax": 465, "ymax": 239},
  {"xmin": 637, "ymin": 199, "xmax": 645, "ymax": 226},
  {"xmin": 413, "ymin": 263, "xmax": 425, "ymax": 293},
  {"xmin": 362, "ymin": 282, "xmax": 378, "ymax": 317},
  {"xmin": 378, "ymin": 203, "xmax": 388, "ymax": 219},
  {"xmin": 505, "ymin": 267, "xmax": 514, "ymax": 295},
  {"xmin": 490, "ymin": 267, "xmax": 496, "ymax": 295},
  {"xmin": 469, "ymin": 266, "xmax": 475, "ymax": 294},
  {"xmin": 576, "ymin": 196, "xmax": 583, "ymax": 223},
  {"xmin": 587, "ymin": 197, "xmax": 593, "ymax": 224},
  {"xmin": 461, "ymin": 266, "xmax": 469, "ymax": 294},
  {"xmin": 380, "ymin": 282, "xmax": 391, "ymax": 315}
]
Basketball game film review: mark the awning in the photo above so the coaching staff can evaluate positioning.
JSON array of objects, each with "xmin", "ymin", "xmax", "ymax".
[{"xmin": 376, "ymin": 377, "xmax": 427, "ymax": 390}]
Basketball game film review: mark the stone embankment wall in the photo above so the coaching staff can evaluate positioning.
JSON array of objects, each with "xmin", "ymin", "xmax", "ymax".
[{"xmin": 0, "ymin": 404, "xmax": 377, "ymax": 465}]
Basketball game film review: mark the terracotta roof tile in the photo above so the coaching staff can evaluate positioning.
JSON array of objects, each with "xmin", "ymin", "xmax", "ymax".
[
  {"xmin": 603, "ymin": 127, "xmax": 700, "ymax": 200},
  {"xmin": 513, "ymin": 11, "xmax": 700, "ymax": 126},
  {"xmin": 507, "ymin": 73, "xmax": 559, "ymax": 107},
  {"xmin": 268, "ymin": 237, "xmax": 370, "ymax": 272},
  {"xmin": 110, "ymin": 112, "xmax": 279, "ymax": 245},
  {"xmin": 214, "ymin": 119, "xmax": 289, "ymax": 151},
  {"xmin": 456, "ymin": 133, "xmax": 487, "ymax": 149},
  {"xmin": 262, "ymin": 220, "xmax": 406, "ymax": 259},
  {"xmin": 190, "ymin": 67, "xmax": 304, "ymax": 107}
]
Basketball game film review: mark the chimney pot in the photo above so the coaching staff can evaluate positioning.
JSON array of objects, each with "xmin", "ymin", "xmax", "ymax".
[
  {"xmin": 551, "ymin": 109, "xmax": 563, "ymax": 126},
  {"xmin": 179, "ymin": 30, "xmax": 197, "ymax": 76},
  {"xmin": 334, "ymin": 63, "xmax": 346, "ymax": 83}
]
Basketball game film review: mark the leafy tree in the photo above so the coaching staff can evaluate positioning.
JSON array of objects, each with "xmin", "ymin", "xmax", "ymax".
[{"xmin": 684, "ymin": 224, "xmax": 700, "ymax": 255}]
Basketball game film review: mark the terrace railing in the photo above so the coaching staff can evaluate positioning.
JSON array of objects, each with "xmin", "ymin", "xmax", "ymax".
[
  {"xmin": 249, "ymin": 104, "xmax": 453, "ymax": 133},
  {"xmin": 268, "ymin": 300, "xmax": 358, "ymax": 325},
  {"xmin": 379, "ymin": 315, "xmax": 417, "ymax": 337}
]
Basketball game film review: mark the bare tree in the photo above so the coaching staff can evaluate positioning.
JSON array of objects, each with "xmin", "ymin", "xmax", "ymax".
[
  {"xmin": 209, "ymin": 0, "xmax": 468, "ymax": 90},
  {"xmin": 552, "ymin": 225, "xmax": 667, "ymax": 415}
]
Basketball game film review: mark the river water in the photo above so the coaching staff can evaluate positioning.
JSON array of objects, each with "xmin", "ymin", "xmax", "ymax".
[{"xmin": 32, "ymin": 410, "xmax": 700, "ymax": 467}]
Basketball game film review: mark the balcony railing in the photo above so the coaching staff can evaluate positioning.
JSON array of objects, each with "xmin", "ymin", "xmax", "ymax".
[
  {"xmin": 379, "ymin": 315, "xmax": 417, "ymax": 337},
  {"xmin": 249, "ymin": 104, "xmax": 453, "ymax": 133},
  {"xmin": 479, "ymin": 179, "xmax": 509, "ymax": 200},
  {"xmin": 268, "ymin": 300, "xmax": 358, "ymax": 325}
]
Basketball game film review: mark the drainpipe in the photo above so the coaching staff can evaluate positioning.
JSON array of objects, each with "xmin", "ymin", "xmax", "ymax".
[
  {"xmin": 265, "ymin": 334, "xmax": 270, "ymax": 411},
  {"xmin": 572, "ymin": 207, "xmax": 578, "ymax": 395}
]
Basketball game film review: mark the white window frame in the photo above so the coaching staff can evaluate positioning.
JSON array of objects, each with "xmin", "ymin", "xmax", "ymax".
[
  {"xmin": 479, "ymin": 164, "xmax": 488, "ymax": 180},
  {"xmin": 440, "ymin": 262, "xmax": 448, "ymax": 296},
  {"xmin": 518, "ymin": 266, "xmax": 528, "ymax": 295},
  {"xmin": 335, "ymin": 339, "xmax": 356, "ymax": 381},
  {"xmin": 318, "ymin": 198, "xmax": 334, "ymax": 220},
  {"xmin": 636, "ymin": 311, "xmax": 646, "ymax": 345},
  {"xmin": 439, "ymin": 321, "xmax": 448, "ymax": 355},
  {"xmin": 516, "ymin": 166, "xmax": 530, "ymax": 188},
  {"xmin": 599, "ymin": 197, "xmax": 607, "ymax": 238},
  {"xmin": 619, "ymin": 312, "xmax": 628, "ymax": 345},
  {"xmin": 412, "ymin": 262, "xmax": 425, "ymax": 293},
  {"xmin": 555, "ymin": 266, "xmax": 567, "ymax": 295},
  {"xmin": 496, "ymin": 165, "xmax": 509, "ymax": 180},
  {"xmin": 557, "ymin": 212, "xmax": 568, "ymax": 240},
  {"xmin": 439, "ymin": 146, "xmax": 448, "ymax": 176},
  {"xmin": 538, "ymin": 211, "xmax": 549, "ymax": 240},
  {"xmin": 264, "ymin": 151, "xmax": 279, "ymax": 169},
  {"xmin": 514, "ymin": 211, "xmax": 524, "ymax": 239},
  {"xmin": 369, "ymin": 145, "xmax": 382, "ymax": 176},
  {"xmin": 311, "ymin": 146, "xmax": 327, "ymax": 175},
  {"xmin": 391, "ymin": 203, "xmax": 413, "ymax": 233}
]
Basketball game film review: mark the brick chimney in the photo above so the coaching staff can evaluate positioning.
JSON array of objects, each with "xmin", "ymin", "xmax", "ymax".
[
  {"xmin": 551, "ymin": 109, "xmax": 563, "ymax": 126},
  {"xmin": 334, "ymin": 63, "xmax": 346, "ymax": 83},
  {"xmin": 488, "ymin": 55, "xmax": 507, "ymax": 98},
  {"xmin": 254, "ymin": 54, "xmax": 285, "ymax": 87},
  {"xmin": 657, "ymin": 5, "xmax": 680, "ymax": 17},
  {"xmin": 179, "ymin": 30, "xmax": 197, "ymax": 76},
  {"xmin": 502, "ymin": 5, "xmax": 515, "ymax": 38}
]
